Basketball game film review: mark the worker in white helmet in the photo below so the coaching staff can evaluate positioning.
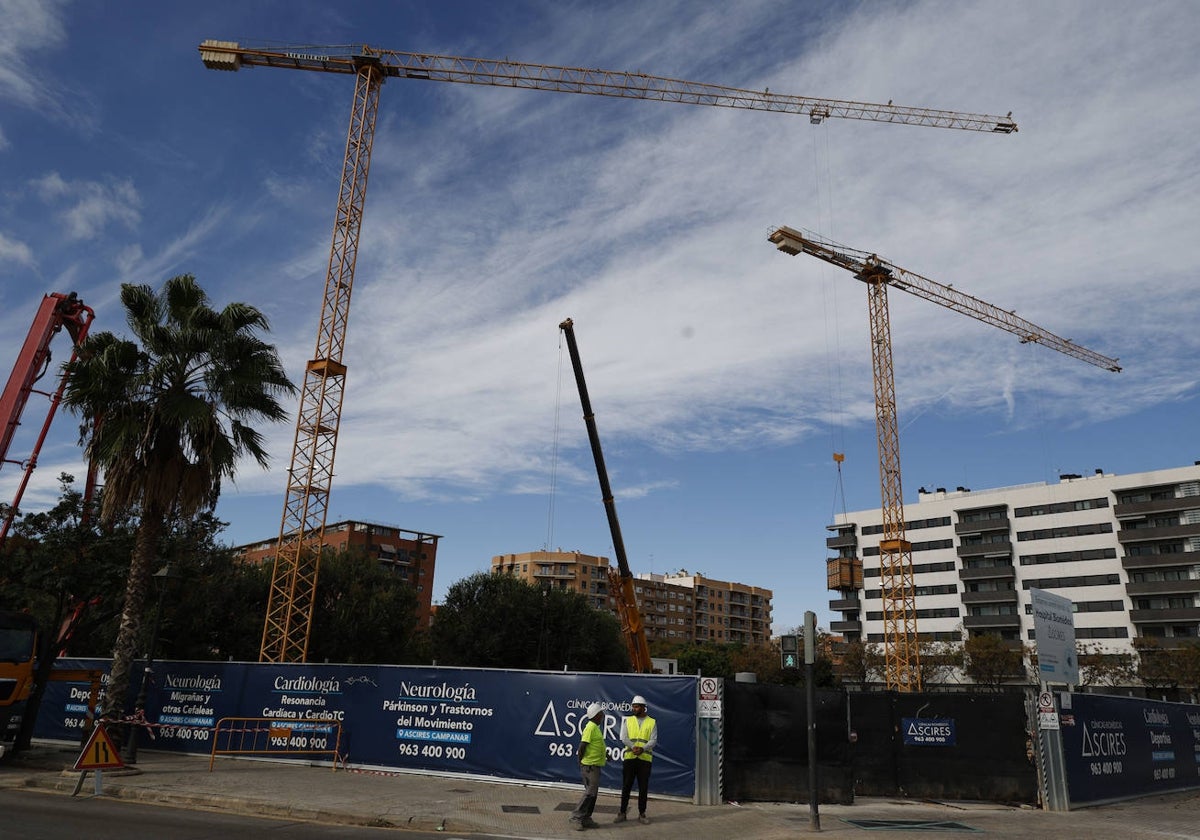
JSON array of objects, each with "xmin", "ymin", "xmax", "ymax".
[
  {"xmin": 569, "ymin": 702, "xmax": 607, "ymax": 831},
  {"xmin": 614, "ymin": 694, "xmax": 657, "ymax": 824}
]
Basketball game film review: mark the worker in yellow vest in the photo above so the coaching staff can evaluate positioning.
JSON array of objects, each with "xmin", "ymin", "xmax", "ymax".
[
  {"xmin": 569, "ymin": 702, "xmax": 607, "ymax": 831},
  {"xmin": 614, "ymin": 694, "xmax": 657, "ymax": 824}
]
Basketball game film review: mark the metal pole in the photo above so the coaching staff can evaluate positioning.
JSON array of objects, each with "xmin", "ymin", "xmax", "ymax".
[{"xmin": 805, "ymin": 610, "xmax": 820, "ymax": 831}]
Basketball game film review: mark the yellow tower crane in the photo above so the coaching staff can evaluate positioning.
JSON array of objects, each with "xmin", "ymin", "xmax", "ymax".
[
  {"xmin": 768, "ymin": 225, "xmax": 1120, "ymax": 692},
  {"xmin": 198, "ymin": 39, "xmax": 1019, "ymax": 664}
]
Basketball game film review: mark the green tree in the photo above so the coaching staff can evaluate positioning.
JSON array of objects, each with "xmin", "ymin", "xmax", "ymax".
[
  {"xmin": 0, "ymin": 474, "xmax": 137, "ymax": 748},
  {"xmin": 674, "ymin": 643, "xmax": 735, "ymax": 678},
  {"xmin": 962, "ymin": 634, "xmax": 1026, "ymax": 691},
  {"xmin": 152, "ymin": 513, "xmax": 269, "ymax": 663},
  {"xmin": 918, "ymin": 639, "xmax": 965, "ymax": 687},
  {"xmin": 432, "ymin": 573, "xmax": 627, "ymax": 671},
  {"xmin": 836, "ymin": 640, "xmax": 886, "ymax": 689},
  {"xmin": 1133, "ymin": 638, "xmax": 1178, "ymax": 694},
  {"xmin": 306, "ymin": 548, "xmax": 421, "ymax": 664},
  {"xmin": 61, "ymin": 275, "xmax": 294, "ymax": 726},
  {"xmin": 1176, "ymin": 642, "xmax": 1200, "ymax": 703},
  {"xmin": 1077, "ymin": 642, "xmax": 1137, "ymax": 690}
]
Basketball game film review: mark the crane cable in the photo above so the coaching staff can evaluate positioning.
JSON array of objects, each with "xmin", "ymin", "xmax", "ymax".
[
  {"xmin": 545, "ymin": 331, "xmax": 566, "ymax": 551},
  {"xmin": 811, "ymin": 120, "xmax": 850, "ymax": 523}
]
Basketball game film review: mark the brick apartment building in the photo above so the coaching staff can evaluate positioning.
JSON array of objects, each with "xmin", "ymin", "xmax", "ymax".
[
  {"xmin": 490, "ymin": 550, "xmax": 773, "ymax": 646},
  {"xmin": 235, "ymin": 520, "xmax": 442, "ymax": 627}
]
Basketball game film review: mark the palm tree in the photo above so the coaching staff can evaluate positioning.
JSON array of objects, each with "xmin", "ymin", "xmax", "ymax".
[{"xmin": 62, "ymin": 275, "xmax": 295, "ymax": 728}]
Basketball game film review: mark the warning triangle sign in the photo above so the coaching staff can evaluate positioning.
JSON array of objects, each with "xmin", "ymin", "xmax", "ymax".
[{"xmin": 73, "ymin": 725, "xmax": 126, "ymax": 771}]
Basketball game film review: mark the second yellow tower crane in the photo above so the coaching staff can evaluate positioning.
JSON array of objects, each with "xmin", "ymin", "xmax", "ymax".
[{"xmin": 769, "ymin": 225, "xmax": 1120, "ymax": 692}]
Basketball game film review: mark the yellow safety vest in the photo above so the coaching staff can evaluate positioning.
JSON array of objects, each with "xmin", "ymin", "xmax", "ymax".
[{"xmin": 623, "ymin": 715, "xmax": 656, "ymax": 762}]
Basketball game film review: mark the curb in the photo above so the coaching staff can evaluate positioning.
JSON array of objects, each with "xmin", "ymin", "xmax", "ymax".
[{"xmin": 11, "ymin": 769, "xmax": 480, "ymax": 834}]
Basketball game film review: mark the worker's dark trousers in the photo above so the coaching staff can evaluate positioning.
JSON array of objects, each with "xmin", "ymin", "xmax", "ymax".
[
  {"xmin": 619, "ymin": 758, "xmax": 652, "ymax": 815},
  {"xmin": 570, "ymin": 764, "xmax": 601, "ymax": 822}
]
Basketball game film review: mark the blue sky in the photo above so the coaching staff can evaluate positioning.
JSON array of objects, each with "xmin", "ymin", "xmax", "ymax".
[{"xmin": 2, "ymin": 1, "xmax": 1197, "ymax": 634}]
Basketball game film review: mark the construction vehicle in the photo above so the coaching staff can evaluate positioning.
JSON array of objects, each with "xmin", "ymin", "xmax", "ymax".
[
  {"xmin": 0, "ymin": 610, "xmax": 37, "ymax": 758},
  {"xmin": 0, "ymin": 292, "xmax": 96, "ymax": 548},
  {"xmin": 769, "ymin": 225, "xmax": 1120, "ymax": 691},
  {"xmin": 198, "ymin": 39, "xmax": 1017, "ymax": 664},
  {"xmin": 558, "ymin": 318, "xmax": 652, "ymax": 673}
]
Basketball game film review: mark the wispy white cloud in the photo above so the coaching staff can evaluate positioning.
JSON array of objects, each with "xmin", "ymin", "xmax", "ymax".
[
  {"xmin": 0, "ymin": 0, "xmax": 67, "ymax": 107},
  {"xmin": 30, "ymin": 172, "xmax": 141, "ymax": 240},
  {"xmin": 293, "ymin": 0, "xmax": 1199, "ymax": 509},
  {"xmin": 0, "ymin": 230, "xmax": 34, "ymax": 266}
]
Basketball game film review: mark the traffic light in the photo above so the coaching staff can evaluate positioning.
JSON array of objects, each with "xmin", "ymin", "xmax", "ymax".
[{"xmin": 780, "ymin": 634, "xmax": 799, "ymax": 669}]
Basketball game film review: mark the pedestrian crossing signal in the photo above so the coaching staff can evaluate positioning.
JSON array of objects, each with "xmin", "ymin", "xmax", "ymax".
[
  {"xmin": 73, "ymin": 725, "xmax": 125, "ymax": 771},
  {"xmin": 780, "ymin": 634, "xmax": 799, "ymax": 668}
]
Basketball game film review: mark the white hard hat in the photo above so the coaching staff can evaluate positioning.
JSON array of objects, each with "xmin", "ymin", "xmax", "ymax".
[
  {"xmin": 631, "ymin": 695, "xmax": 647, "ymax": 706},
  {"xmin": 586, "ymin": 702, "xmax": 604, "ymax": 719}
]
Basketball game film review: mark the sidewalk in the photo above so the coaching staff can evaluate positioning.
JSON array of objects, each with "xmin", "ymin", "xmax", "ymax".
[{"xmin": 3, "ymin": 743, "xmax": 1200, "ymax": 839}]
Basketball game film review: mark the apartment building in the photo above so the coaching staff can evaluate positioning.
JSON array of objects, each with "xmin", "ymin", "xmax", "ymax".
[
  {"xmin": 826, "ymin": 463, "xmax": 1200, "ymax": 653},
  {"xmin": 235, "ymin": 520, "xmax": 442, "ymax": 626},
  {"xmin": 490, "ymin": 551, "xmax": 771, "ymax": 646},
  {"xmin": 659, "ymin": 572, "xmax": 773, "ymax": 646}
]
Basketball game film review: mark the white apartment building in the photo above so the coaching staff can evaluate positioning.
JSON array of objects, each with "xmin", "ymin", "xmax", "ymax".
[{"xmin": 826, "ymin": 463, "xmax": 1200, "ymax": 654}]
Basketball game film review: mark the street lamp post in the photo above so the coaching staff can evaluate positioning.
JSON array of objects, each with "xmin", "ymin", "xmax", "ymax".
[{"xmin": 123, "ymin": 562, "xmax": 179, "ymax": 764}]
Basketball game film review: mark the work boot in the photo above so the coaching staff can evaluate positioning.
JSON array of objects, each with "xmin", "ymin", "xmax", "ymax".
[
  {"xmin": 614, "ymin": 811, "xmax": 627, "ymax": 823},
  {"xmin": 582, "ymin": 817, "xmax": 599, "ymax": 828},
  {"xmin": 571, "ymin": 817, "xmax": 586, "ymax": 831},
  {"xmin": 638, "ymin": 814, "xmax": 651, "ymax": 824}
]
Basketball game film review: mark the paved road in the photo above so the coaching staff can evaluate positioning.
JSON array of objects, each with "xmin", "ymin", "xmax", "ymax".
[{"xmin": 0, "ymin": 788, "xmax": 505, "ymax": 840}]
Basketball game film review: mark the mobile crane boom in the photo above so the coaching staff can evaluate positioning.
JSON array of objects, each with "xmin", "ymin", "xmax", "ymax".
[
  {"xmin": 558, "ymin": 318, "xmax": 653, "ymax": 674},
  {"xmin": 768, "ymin": 225, "xmax": 1119, "ymax": 691},
  {"xmin": 200, "ymin": 38, "xmax": 1017, "ymax": 664}
]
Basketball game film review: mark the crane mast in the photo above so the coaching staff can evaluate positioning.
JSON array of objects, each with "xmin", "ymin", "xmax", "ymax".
[
  {"xmin": 558, "ymin": 319, "xmax": 653, "ymax": 674},
  {"xmin": 200, "ymin": 38, "xmax": 1017, "ymax": 664},
  {"xmin": 768, "ymin": 225, "xmax": 1119, "ymax": 691}
]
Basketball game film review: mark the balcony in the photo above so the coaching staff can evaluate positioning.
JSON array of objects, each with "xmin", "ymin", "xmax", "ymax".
[
  {"xmin": 827, "ymin": 532, "xmax": 858, "ymax": 549},
  {"xmin": 1129, "ymin": 607, "xmax": 1200, "ymax": 624},
  {"xmin": 830, "ymin": 619, "xmax": 862, "ymax": 633},
  {"xmin": 957, "ymin": 540, "xmax": 1013, "ymax": 558},
  {"xmin": 1118, "ymin": 523, "xmax": 1200, "ymax": 544},
  {"xmin": 963, "ymin": 613, "xmax": 1021, "ymax": 629},
  {"xmin": 1122, "ymin": 550, "xmax": 1199, "ymax": 570},
  {"xmin": 955, "ymin": 517, "xmax": 1010, "ymax": 536},
  {"xmin": 1125, "ymin": 579, "xmax": 1200, "ymax": 596},
  {"xmin": 1134, "ymin": 635, "xmax": 1200, "ymax": 648},
  {"xmin": 829, "ymin": 595, "xmax": 860, "ymax": 612},
  {"xmin": 959, "ymin": 565, "xmax": 1016, "ymax": 581},
  {"xmin": 1114, "ymin": 497, "xmax": 1200, "ymax": 518},
  {"xmin": 533, "ymin": 569, "xmax": 575, "ymax": 579},
  {"xmin": 961, "ymin": 588, "xmax": 1018, "ymax": 604}
]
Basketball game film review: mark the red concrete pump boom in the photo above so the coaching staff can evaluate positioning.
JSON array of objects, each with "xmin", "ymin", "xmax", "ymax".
[{"xmin": 0, "ymin": 292, "xmax": 95, "ymax": 546}]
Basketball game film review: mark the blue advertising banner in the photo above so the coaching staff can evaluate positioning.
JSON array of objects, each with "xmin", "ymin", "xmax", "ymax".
[
  {"xmin": 901, "ymin": 717, "xmax": 956, "ymax": 746},
  {"xmin": 37, "ymin": 659, "xmax": 698, "ymax": 797},
  {"xmin": 1060, "ymin": 693, "xmax": 1200, "ymax": 805}
]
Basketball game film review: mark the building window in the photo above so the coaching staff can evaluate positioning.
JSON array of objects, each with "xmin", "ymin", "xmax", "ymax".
[{"xmin": 1022, "ymin": 574, "xmax": 1120, "ymax": 589}]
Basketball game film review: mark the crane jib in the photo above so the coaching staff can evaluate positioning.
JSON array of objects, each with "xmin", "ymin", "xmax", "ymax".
[{"xmin": 200, "ymin": 40, "xmax": 1018, "ymax": 133}]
